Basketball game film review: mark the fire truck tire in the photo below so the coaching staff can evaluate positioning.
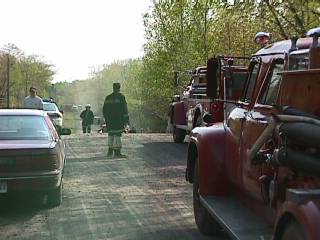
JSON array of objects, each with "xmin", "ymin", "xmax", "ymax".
[
  {"xmin": 281, "ymin": 219, "xmax": 306, "ymax": 240},
  {"xmin": 173, "ymin": 126, "xmax": 186, "ymax": 143},
  {"xmin": 193, "ymin": 160, "xmax": 221, "ymax": 236}
]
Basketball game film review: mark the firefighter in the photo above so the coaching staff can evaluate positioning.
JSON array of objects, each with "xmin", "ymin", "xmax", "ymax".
[
  {"xmin": 80, "ymin": 104, "xmax": 94, "ymax": 134},
  {"xmin": 103, "ymin": 83, "xmax": 129, "ymax": 158}
]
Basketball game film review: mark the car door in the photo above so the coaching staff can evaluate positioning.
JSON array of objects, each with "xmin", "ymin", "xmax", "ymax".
[
  {"xmin": 240, "ymin": 58, "xmax": 284, "ymax": 201},
  {"xmin": 225, "ymin": 59, "xmax": 260, "ymax": 187}
]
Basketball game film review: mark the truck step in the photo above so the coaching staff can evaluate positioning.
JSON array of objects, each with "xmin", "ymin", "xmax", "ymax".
[{"xmin": 200, "ymin": 196, "xmax": 273, "ymax": 240}]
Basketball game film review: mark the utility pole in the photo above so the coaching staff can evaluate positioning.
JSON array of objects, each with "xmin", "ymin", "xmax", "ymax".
[{"xmin": 6, "ymin": 54, "xmax": 10, "ymax": 108}]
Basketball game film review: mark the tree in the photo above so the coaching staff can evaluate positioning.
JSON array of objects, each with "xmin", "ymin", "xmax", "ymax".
[{"xmin": 0, "ymin": 44, "xmax": 55, "ymax": 108}]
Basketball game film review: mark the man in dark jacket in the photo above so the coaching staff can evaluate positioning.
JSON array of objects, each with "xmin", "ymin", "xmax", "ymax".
[
  {"xmin": 80, "ymin": 104, "xmax": 94, "ymax": 134},
  {"xmin": 103, "ymin": 83, "xmax": 129, "ymax": 158}
]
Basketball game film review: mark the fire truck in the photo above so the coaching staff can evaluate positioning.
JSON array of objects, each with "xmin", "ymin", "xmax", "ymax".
[
  {"xmin": 170, "ymin": 62, "xmax": 247, "ymax": 143},
  {"xmin": 186, "ymin": 28, "xmax": 320, "ymax": 240}
]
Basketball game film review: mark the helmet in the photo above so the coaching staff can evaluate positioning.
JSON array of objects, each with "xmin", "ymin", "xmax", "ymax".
[{"xmin": 85, "ymin": 104, "xmax": 91, "ymax": 108}]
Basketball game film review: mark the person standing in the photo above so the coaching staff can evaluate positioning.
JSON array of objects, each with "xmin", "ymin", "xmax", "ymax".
[
  {"xmin": 103, "ymin": 83, "xmax": 129, "ymax": 158},
  {"xmin": 23, "ymin": 86, "xmax": 43, "ymax": 110},
  {"xmin": 80, "ymin": 104, "xmax": 94, "ymax": 134}
]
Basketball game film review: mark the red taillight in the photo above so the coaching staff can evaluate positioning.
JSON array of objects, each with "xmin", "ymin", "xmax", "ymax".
[
  {"xmin": 0, "ymin": 147, "xmax": 60, "ymax": 174},
  {"xmin": 210, "ymin": 103, "xmax": 220, "ymax": 113},
  {"xmin": 31, "ymin": 154, "xmax": 59, "ymax": 170},
  {"xmin": 5, "ymin": 154, "xmax": 59, "ymax": 172}
]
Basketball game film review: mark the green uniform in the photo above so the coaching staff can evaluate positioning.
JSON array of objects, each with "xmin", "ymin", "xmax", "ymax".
[
  {"xmin": 103, "ymin": 91, "xmax": 129, "ymax": 156},
  {"xmin": 80, "ymin": 109, "xmax": 94, "ymax": 133},
  {"xmin": 103, "ymin": 92, "xmax": 129, "ymax": 135}
]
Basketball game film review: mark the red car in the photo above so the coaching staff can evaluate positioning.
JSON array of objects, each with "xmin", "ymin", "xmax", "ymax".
[{"xmin": 0, "ymin": 109, "xmax": 71, "ymax": 207}]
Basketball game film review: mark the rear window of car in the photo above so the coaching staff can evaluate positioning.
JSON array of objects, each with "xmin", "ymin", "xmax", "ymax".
[
  {"xmin": 0, "ymin": 115, "xmax": 52, "ymax": 140},
  {"xmin": 43, "ymin": 102, "xmax": 58, "ymax": 111}
]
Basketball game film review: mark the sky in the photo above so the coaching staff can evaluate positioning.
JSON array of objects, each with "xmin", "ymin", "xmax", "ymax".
[{"xmin": 0, "ymin": 0, "xmax": 151, "ymax": 82}]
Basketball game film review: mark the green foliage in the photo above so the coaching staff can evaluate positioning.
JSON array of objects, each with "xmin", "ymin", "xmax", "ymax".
[
  {"xmin": 51, "ymin": 0, "xmax": 320, "ymax": 132},
  {"xmin": 131, "ymin": 0, "xmax": 320, "ymax": 131},
  {"xmin": 0, "ymin": 43, "xmax": 54, "ymax": 108}
]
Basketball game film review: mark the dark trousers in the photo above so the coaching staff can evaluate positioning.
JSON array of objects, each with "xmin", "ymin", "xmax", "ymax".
[{"xmin": 82, "ymin": 124, "xmax": 91, "ymax": 133}]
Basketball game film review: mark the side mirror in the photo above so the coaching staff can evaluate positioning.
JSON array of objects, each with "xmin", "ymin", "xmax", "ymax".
[
  {"xmin": 206, "ymin": 58, "xmax": 219, "ymax": 99},
  {"xmin": 203, "ymin": 113, "xmax": 214, "ymax": 124},
  {"xmin": 60, "ymin": 110, "xmax": 64, "ymax": 114},
  {"xmin": 60, "ymin": 128, "xmax": 71, "ymax": 135}
]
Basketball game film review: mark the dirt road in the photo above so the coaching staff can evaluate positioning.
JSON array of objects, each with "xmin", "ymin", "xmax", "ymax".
[{"xmin": 0, "ymin": 133, "xmax": 228, "ymax": 240}]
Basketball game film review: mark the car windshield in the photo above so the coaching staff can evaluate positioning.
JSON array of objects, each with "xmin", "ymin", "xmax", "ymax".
[
  {"xmin": 43, "ymin": 102, "xmax": 58, "ymax": 111},
  {"xmin": 0, "ymin": 115, "xmax": 51, "ymax": 140}
]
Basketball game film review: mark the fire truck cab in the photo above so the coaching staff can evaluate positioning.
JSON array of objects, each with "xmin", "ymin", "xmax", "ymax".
[{"xmin": 170, "ymin": 61, "xmax": 247, "ymax": 143}]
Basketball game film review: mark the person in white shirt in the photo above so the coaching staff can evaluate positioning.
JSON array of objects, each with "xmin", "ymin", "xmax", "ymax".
[{"xmin": 23, "ymin": 87, "xmax": 43, "ymax": 110}]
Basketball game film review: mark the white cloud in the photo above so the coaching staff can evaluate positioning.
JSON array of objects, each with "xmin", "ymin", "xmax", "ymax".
[{"xmin": 0, "ymin": 0, "xmax": 151, "ymax": 82}]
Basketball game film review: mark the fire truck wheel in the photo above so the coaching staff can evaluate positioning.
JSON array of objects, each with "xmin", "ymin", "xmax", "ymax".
[
  {"xmin": 193, "ymin": 160, "xmax": 221, "ymax": 236},
  {"xmin": 173, "ymin": 126, "xmax": 186, "ymax": 143},
  {"xmin": 281, "ymin": 219, "xmax": 306, "ymax": 240}
]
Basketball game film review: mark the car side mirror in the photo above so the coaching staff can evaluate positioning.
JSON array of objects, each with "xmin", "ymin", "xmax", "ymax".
[
  {"xmin": 60, "ymin": 128, "xmax": 71, "ymax": 135},
  {"xmin": 60, "ymin": 110, "xmax": 64, "ymax": 114}
]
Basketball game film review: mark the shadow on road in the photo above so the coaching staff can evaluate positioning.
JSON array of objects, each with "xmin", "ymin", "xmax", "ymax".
[
  {"xmin": 66, "ymin": 139, "xmax": 188, "ymax": 166},
  {"xmin": 141, "ymin": 227, "xmax": 226, "ymax": 240},
  {"xmin": 136, "ymin": 141, "xmax": 188, "ymax": 168},
  {"xmin": 0, "ymin": 193, "xmax": 44, "ymax": 224}
]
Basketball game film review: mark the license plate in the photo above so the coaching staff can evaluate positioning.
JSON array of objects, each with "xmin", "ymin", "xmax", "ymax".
[{"xmin": 0, "ymin": 181, "xmax": 7, "ymax": 193}]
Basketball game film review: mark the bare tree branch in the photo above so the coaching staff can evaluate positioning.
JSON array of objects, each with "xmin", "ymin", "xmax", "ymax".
[
  {"xmin": 287, "ymin": 2, "xmax": 306, "ymax": 34},
  {"xmin": 262, "ymin": 0, "xmax": 288, "ymax": 39},
  {"xmin": 311, "ymin": 9, "xmax": 320, "ymax": 17}
]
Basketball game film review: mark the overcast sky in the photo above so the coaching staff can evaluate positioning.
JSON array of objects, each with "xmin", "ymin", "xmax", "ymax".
[{"xmin": 0, "ymin": 0, "xmax": 151, "ymax": 82}]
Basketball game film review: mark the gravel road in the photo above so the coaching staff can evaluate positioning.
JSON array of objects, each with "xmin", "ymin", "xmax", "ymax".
[{"xmin": 0, "ymin": 133, "xmax": 229, "ymax": 240}]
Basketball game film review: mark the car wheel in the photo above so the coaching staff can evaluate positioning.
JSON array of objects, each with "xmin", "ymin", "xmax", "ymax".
[
  {"xmin": 47, "ymin": 180, "xmax": 63, "ymax": 207},
  {"xmin": 281, "ymin": 219, "xmax": 306, "ymax": 240},
  {"xmin": 173, "ymin": 126, "xmax": 186, "ymax": 143},
  {"xmin": 193, "ymin": 160, "xmax": 221, "ymax": 236}
]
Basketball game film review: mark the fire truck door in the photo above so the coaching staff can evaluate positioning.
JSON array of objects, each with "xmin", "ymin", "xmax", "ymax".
[
  {"xmin": 240, "ymin": 59, "xmax": 283, "ymax": 201},
  {"xmin": 225, "ymin": 106, "xmax": 248, "ymax": 186},
  {"xmin": 240, "ymin": 110, "xmax": 269, "ymax": 201}
]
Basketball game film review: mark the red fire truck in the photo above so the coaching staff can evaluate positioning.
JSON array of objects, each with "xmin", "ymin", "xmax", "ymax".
[
  {"xmin": 170, "ymin": 62, "xmax": 247, "ymax": 143},
  {"xmin": 186, "ymin": 29, "xmax": 320, "ymax": 240}
]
